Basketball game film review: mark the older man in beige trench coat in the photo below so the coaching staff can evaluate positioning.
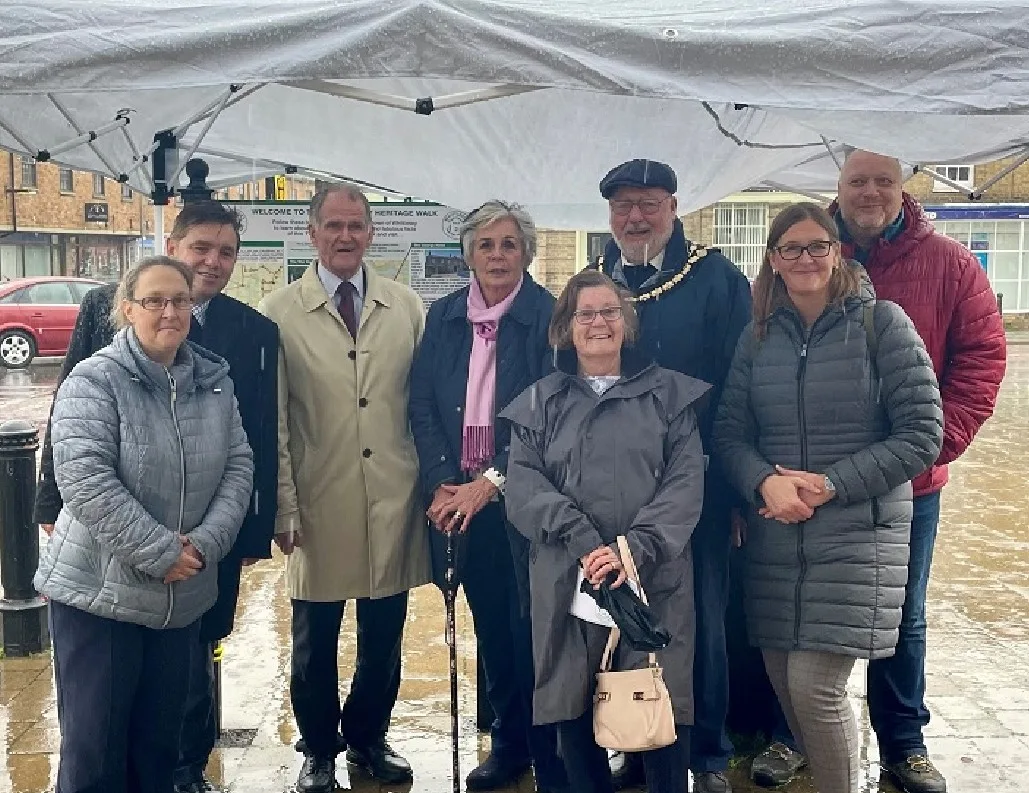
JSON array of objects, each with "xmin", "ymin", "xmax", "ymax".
[{"xmin": 259, "ymin": 184, "xmax": 430, "ymax": 793}]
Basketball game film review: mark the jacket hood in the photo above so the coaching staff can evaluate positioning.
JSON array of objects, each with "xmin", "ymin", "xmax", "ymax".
[
  {"xmin": 97, "ymin": 327, "xmax": 231, "ymax": 394},
  {"xmin": 502, "ymin": 345, "xmax": 710, "ymax": 434}
]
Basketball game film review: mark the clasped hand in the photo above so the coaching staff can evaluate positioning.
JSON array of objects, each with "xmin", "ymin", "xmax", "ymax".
[
  {"xmin": 163, "ymin": 535, "xmax": 204, "ymax": 584},
  {"xmin": 757, "ymin": 465, "xmax": 835, "ymax": 524},
  {"xmin": 580, "ymin": 545, "xmax": 626, "ymax": 589},
  {"xmin": 427, "ymin": 478, "xmax": 498, "ymax": 535}
]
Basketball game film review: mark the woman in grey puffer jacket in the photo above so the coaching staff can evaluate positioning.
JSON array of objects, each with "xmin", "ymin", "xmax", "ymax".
[
  {"xmin": 713, "ymin": 204, "xmax": 942, "ymax": 793},
  {"xmin": 35, "ymin": 257, "xmax": 253, "ymax": 793}
]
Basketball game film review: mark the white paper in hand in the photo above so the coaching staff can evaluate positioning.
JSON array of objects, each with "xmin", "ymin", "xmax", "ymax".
[{"xmin": 570, "ymin": 567, "xmax": 640, "ymax": 627}]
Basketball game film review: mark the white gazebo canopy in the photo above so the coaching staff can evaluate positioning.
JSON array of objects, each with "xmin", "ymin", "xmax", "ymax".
[{"xmin": 3, "ymin": 0, "xmax": 1028, "ymax": 227}]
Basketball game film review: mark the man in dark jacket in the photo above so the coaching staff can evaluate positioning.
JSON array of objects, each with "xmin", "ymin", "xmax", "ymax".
[
  {"xmin": 750, "ymin": 151, "xmax": 1006, "ymax": 793},
  {"xmin": 592, "ymin": 160, "xmax": 752, "ymax": 793},
  {"xmin": 34, "ymin": 200, "xmax": 279, "ymax": 793}
]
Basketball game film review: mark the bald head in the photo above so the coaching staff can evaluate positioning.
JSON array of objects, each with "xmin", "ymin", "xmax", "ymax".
[{"xmin": 837, "ymin": 150, "xmax": 904, "ymax": 247}]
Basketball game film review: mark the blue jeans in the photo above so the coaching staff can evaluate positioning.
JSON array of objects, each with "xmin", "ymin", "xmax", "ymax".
[
  {"xmin": 867, "ymin": 490, "xmax": 941, "ymax": 762},
  {"xmin": 690, "ymin": 509, "xmax": 735, "ymax": 773},
  {"xmin": 768, "ymin": 491, "xmax": 942, "ymax": 761}
]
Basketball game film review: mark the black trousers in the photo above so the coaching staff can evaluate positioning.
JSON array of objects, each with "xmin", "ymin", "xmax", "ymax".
[
  {"xmin": 50, "ymin": 600, "xmax": 198, "ymax": 793},
  {"xmin": 460, "ymin": 504, "xmax": 565, "ymax": 787},
  {"xmin": 174, "ymin": 639, "xmax": 217, "ymax": 787},
  {"xmin": 556, "ymin": 709, "xmax": 690, "ymax": 793},
  {"xmin": 290, "ymin": 593, "xmax": 408, "ymax": 758}
]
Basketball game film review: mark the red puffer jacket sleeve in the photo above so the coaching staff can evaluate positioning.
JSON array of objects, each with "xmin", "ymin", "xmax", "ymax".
[{"xmin": 936, "ymin": 245, "xmax": 1006, "ymax": 465}]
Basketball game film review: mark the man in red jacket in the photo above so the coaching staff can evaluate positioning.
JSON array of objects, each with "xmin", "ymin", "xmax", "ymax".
[{"xmin": 750, "ymin": 150, "xmax": 1006, "ymax": 793}]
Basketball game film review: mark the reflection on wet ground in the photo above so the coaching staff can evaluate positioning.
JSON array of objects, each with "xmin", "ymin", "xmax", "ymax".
[{"xmin": 2, "ymin": 346, "xmax": 1028, "ymax": 792}]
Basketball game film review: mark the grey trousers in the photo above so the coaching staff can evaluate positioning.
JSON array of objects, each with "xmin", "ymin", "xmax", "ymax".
[{"xmin": 762, "ymin": 649, "xmax": 859, "ymax": 793}]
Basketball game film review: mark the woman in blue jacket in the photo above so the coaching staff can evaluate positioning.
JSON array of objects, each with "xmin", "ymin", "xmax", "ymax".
[{"xmin": 409, "ymin": 200, "xmax": 563, "ymax": 792}]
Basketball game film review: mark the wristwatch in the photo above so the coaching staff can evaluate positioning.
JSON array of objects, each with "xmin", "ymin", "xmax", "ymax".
[
  {"xmin": 823, "ymin": 474, "xmax": 837, "ymax": 493},
  {"xmin": 482, "ymin": 467, "xmax": 506, "ymax": 496}
]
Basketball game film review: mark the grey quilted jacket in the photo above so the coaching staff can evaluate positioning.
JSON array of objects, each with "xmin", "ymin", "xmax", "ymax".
[
  {"xmin": 34, "ymin": 328, "xmax": 254, "ymax": 629},
  {"xmin": 713, "ymin": 290, "xmax": 943, "ymax": 658}
]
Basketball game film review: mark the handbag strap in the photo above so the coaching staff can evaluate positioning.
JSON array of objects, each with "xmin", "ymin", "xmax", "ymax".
[{"xmin": 598, "ymin": 535, "xmax": 657, "ymax": 671}]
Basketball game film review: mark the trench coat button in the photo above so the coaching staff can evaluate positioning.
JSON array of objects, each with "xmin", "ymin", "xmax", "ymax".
[
  {"xmin": 362, "ymin": 448, "xmax": 372, "ymax": 458},
  {"xmin": 440, "ymin": 455, "xmax": 447, "ymax": 461},
  {"xmin": 359, "ymin": 397, "xmax": 369, "ymax": 407},
  {"xmin": 348, "ymin": 350, "xmax": 357, "ymax": 360},
  {"xmin": 456, "ymin": 406, "xmax": 462, "ymax": 413}
]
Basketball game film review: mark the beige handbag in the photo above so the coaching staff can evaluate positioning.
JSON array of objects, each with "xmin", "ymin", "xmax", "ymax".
[{"xmin": 593, "ymin": 535, "xmax": 676, "ymax": 752}]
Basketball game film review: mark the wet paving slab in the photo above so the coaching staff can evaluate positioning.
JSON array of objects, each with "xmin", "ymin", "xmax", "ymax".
[{"xmin": 2, "ymin": 346, "xmax": 1028, "ymax": 792}]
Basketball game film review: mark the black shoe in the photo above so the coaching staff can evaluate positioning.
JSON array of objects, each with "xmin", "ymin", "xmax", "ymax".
[
  {"xmin": 346, "ymin": 739, "xmax": 414, "ymax": 784},
  {"xmin": 750, "ymin": 742, "xmax": 808, "ymax": 788},
  {"xmin": 466, "ymin": 752, "xmax": 531, "ymax": 791},
  {"xmin": 297, "ymin": 755, "xmax": 336, "ymax": 793},
  {"xmin": 609, "ymin": 751, "xmax": 645, "ymax": 791},
  {"xmin": 883, "ymin": 754, "xmax": 947, "ymax": 793}
]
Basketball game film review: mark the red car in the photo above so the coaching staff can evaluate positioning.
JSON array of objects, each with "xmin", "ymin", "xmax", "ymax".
[{"xmin": 0, "ymin": 277, "xmax": 106, "ymax": 368}]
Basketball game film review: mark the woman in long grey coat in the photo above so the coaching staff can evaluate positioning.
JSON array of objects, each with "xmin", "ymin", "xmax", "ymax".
[
  {"xmin": 502, "ymin": 270, "xmax": 709, "ymax": 793},
  {"xmin": 713, "ymin": 203, "xmax": 943, "ymax": 793},
  {"xmin": 35, "ymin": 257, "xmax": 253, "ymax": 793}
]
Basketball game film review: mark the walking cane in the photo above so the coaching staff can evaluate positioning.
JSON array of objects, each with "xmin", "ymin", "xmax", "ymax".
[{"xmin": 445, "ymin": 529, "xmax": 461, "ymax": 793}]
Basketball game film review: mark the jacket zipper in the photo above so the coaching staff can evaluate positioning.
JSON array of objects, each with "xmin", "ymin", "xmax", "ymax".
[
  {"xmin": 794, "ymin": 331, "xmax": 810, "ymax": 646},
  {"xmin": 162, "ymin": 369, "xmax": 187, "ymax": 628}
]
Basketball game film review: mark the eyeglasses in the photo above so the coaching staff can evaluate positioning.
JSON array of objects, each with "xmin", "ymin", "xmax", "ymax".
[
  {"xmin": 132, "ymin": 296, "xmax": 194, "ymax": 311},
  {"xmin": 608, "ymin": 197, "xmax": 671, "ymax": 217},
  {"xmin": 573, "ymin": 306, "xmax": 623, "ymax": 325},
  {"xmin": 773, "ymin": 241, "xmax": 835, "ymax": 261}
]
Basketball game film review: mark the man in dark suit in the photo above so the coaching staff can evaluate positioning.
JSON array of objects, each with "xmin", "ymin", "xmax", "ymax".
[{"xmin": 34, "ymin": 200, "xmax": 279, "ymax": 793}]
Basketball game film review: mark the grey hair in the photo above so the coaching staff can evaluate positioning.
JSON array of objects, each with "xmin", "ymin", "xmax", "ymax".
[
  {"xmin": 309, "ymin": 183, "xmax": 373, "ymax": 225},
  {"xmin": 110, "ymin": 256, "xmax": 194, "ymax": 330},
  {"xmin": 460, "ymin": 200, "xmax": 537, "ymax": 268}
]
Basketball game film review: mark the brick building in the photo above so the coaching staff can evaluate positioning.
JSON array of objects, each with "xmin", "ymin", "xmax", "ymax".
[
  {"xmin": 532, "ymin": 155, "xmax": 1029, "ymax": 313},
  {"xmin": 0, "ymin": 156, "xmax": 153, "ymax": 282},
  {"xmin": 0, "ymin": 158, "xmax": 316, "ymax": 283}
]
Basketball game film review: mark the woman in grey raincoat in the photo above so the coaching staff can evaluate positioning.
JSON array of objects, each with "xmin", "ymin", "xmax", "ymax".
[{"xmin": 502, "ymin": 270, "xmax": 709, "ymax": 793}]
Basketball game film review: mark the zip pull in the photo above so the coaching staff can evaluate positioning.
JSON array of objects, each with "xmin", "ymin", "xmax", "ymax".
[
  {"xmin": 800, "ymin": 344, "xmax": 808, "ymax": 358},
  {"xmin": 167, "ymin": 370, "xmax": 177, "ymax": 404}
]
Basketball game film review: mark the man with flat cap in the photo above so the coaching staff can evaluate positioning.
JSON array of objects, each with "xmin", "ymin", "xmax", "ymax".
[{"xmin": 591, "ymin": 159, "xmax": 751, "ymax": 793}]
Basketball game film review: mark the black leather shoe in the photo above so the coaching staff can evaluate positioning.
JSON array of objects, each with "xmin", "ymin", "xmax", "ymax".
[
  {"xmin": 466, "ymin": 752, "xmax": 531, "ymax": 790},
  {"xmin": 346, "ymin": 740, "xmax": 414, "ymax": 784},
  {"xmin": 609, "ymin": 751, "xmax": 645, "ymax": 791},
  {"xmin": 297, "ymin": 755, "xmax": 336, "ymax": 793}
]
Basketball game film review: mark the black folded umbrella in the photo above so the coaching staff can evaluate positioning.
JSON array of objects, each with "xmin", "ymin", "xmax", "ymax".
[{"xmin": 580, "ymin": 575, "xmax": 672, "ymax": 651}]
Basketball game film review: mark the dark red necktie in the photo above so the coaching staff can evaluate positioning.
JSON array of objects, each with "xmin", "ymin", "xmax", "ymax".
[{"xmin": 335, "ymin": 281, "xmax": 358, "ymax": 338}]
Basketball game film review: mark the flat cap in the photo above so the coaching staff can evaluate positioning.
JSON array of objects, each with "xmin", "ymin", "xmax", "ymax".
[{"xmin": 599, "ymin": 159, "xmax": 677, "ymax": 198}]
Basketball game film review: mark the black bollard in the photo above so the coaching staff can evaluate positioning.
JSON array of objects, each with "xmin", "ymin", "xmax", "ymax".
[{"xmin": 0, "ymin": 420, "xmax": 50, "ymax": 656}]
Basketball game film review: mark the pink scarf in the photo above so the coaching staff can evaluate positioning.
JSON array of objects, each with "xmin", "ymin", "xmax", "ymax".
[{"xmin": 461, "ymin": 274, "xmax": 524, "ymax": 473}]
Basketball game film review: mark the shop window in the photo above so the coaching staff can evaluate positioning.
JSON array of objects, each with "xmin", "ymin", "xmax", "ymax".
[
  {"xmin": 20, "ymin": 157, "xmax": 37, "ymax": 189},
  {"xmin": 59, "ymin": 168, "xmax": 74, "ymax": 192},
  {"xmin": 92, "ymin": 173, "xmax": 106, "ymax": 197},
  {"xmin": 713, "ymin": 203, "xmax": 768, "ymax": 279}
]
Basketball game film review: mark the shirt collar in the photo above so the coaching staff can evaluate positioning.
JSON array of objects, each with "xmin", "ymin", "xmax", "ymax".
[
  {"xmin": 316, "ymin": 262, "xmax": 365, "ymax": 299},
  {"xmin": 620, "ymin": 248, "xmax": 665, "ymax": 270}
]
